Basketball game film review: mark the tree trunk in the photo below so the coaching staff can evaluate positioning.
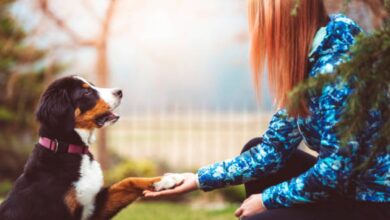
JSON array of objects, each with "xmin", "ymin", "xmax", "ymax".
[
  {"xmin": 96, "ymin": 0, "xmax": 117, "ymax": 170},
  {"xmin": 96, "ymin": 42, "xmax": 109, "ymax": 170}
]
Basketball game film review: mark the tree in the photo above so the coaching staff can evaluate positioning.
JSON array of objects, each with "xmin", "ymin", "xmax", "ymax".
[
  {"xmin": 0, "ymin": 0, "xmax": 62, "ymax": 183},
  {"xmin": 288, "ymin": 0, "xmax": 390, "ymax": 170},
  {"xmin": 36, "ymin": 0, "xmax": 119, "ymax": 169}
]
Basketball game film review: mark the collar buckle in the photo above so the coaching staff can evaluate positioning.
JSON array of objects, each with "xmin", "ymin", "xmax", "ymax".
[{"xmin": 50, "ymin": 139, "xmax": 59, "ymax": 153}]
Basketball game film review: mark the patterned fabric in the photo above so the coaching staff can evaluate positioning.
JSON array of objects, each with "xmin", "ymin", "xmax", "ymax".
[{"xmin": 197, "ymin": 14, "xmax": 390, "ymax": 209}]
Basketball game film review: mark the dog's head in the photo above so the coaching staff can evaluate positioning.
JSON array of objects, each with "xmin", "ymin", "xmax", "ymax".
[{"xmin": 36, "ymin": 76, "xmax": 122, "ymax": 140}]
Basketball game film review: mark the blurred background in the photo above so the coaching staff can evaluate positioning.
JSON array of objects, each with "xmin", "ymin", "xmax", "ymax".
[{"xmin": 0, "ymin": 0, "xmax": 385, "ymax": 219}]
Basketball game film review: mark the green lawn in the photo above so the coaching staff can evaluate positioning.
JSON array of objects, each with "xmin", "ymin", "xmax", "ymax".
[
  {"xmin": 1, "ymin": 198, "xmax": 238, "ymax": 220},
  {"xmin": 114, "ymin": 202, "xmax": 238, "ymax": 220}
]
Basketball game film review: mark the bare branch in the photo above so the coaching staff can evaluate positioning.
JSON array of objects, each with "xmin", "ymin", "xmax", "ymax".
[
  {"xmin": 82, "ymin": 0, "xmax": 103, "ymax": 23},
  {"xmin": 37, "ymin": 0, "xmax": 97, "ymax": 47},
  {"xmin": 100, "ymin": 0, "xmax": 118, "ymax": 41},
  {"xmin": 47, "ymin": 42, "xmax": 84, "ymax": 51}
]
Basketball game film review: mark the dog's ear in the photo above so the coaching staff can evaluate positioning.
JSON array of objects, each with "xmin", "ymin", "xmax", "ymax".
[{"xmin": 36, "ymin": 87, "xmax": 74, "ymax": 132}]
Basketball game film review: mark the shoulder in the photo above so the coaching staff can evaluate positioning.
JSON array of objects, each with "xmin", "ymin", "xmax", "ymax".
[
  {"xmin": 309, "ymin": 14, "xmax": 362, "ymax": 78},
  {"xmin": 328, "ymin": 14, "xmax": 362, "ymax": 40},
  {"xmin": 322, "ymin": 13, "xmax": 362, "ymax": 54},
  {"xmin": 330, "ymin": 14, "xmax": 360, "ymax": 28}
]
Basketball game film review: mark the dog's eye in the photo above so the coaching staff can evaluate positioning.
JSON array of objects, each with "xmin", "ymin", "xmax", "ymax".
[{"xmin": 83, "ymin": 88, "xmax": 93, "ymax": 96}]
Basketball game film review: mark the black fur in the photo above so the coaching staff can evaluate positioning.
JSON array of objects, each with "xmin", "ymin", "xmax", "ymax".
[
  {"xmin": 0, "ymin": 76, "xmax": 107, "ymax": 220},
  {"xmin": 36, "ymin": 79, "xmax": 75, "ymax": 133},
  {"xmin": 36, "ymin": 76, "xmax": 100, "ymax": 146},
  {"xmin": 0, "ymin": 146, "xmax": 84, "ymax": 220}
]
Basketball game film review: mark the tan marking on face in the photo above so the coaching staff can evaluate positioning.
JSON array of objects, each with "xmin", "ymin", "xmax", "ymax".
[
  {"xmin": 82, "ymin": 83, "xmax": 90, "ymax": 89},
  {"xmin": 75, "ymin": 99, "xmax": 111, "ymax": 129},
  {"xmin": 64, "ymin": 187, "xmax": 80, "ymax": 216}
]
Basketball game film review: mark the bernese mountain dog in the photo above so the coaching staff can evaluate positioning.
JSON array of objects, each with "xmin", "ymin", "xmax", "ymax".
[{"xmin": 0, "ymin": 76, "xmax": 177, "ymax": 220}]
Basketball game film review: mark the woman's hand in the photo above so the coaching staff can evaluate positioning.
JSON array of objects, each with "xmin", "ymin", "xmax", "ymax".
[
  {"xmin": 235, "ymin": 194, "xmax": 266, "ymax": 219},
  {"xmin": 143, "ymin": 173, "xmax": 199, "ymax": 198}
]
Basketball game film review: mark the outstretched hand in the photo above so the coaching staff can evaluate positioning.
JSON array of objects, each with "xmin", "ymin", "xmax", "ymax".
[
  {"xmin": 143, "ymin": 173, "xmax": 199, "ymax": 198},
  {"xmin": 235, "ymin": 194, "xmax": 266, "ymax": 219}
]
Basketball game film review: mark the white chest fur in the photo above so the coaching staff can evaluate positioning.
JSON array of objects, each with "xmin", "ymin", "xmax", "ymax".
[{"xmin": 74, "ymin": 155, "xmax": 103, "ymax": 220}]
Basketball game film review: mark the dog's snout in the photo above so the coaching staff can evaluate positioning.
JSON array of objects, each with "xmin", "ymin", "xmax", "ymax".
[{"xmin": 114, "ymin": 89, "xmax": 123, "ymax": 98}]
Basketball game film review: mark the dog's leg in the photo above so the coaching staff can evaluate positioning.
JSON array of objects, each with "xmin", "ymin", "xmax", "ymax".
[{"xmin": 89, "ymin": 177, "xmax": 161, "ymax": 220}]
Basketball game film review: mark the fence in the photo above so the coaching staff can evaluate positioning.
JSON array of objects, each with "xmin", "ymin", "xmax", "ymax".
[{"xmin": 106, "ymin": 106, "xmax": 273, "ymax": 170}]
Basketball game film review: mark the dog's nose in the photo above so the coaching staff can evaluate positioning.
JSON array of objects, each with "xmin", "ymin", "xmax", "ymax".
[{"xmin": 114, "ymin": 89, "xmax": 123, "ymax": 98}]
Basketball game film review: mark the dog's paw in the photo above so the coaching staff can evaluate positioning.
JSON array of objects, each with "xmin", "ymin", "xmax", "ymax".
[{"xmin": 153, "ymin": 173, "xmax": 184, "ymax": 191}]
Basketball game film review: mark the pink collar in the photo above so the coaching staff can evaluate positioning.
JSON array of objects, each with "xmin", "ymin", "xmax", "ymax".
[{"xmin": 38, "ymin": 137, "xmax": 89, "ymax": 155}]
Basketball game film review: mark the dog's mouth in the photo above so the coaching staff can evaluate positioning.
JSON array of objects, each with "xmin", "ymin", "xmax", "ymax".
[{"xmin": 95, "ymin": 111, "xmax": 120, "ymax": 127}]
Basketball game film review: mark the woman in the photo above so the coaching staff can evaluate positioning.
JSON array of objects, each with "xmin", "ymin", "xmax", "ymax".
[{"xmin": 145, "ymin": 0, "xmax": 390, "ymax": 219}]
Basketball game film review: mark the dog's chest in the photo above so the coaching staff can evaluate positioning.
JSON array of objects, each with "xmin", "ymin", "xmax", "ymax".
[{"xmin": 73, "ymin": 155, "xmax": 103, "ymax": 220}]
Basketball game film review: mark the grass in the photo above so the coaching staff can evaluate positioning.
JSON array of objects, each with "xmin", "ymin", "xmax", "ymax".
[
  {"xmin": 0, "ymin": 198, "xmax": 238, "ymax": 219},
  {"xmin": 114, "ymin": 202, "xmax": 238, "ymax": 220}
]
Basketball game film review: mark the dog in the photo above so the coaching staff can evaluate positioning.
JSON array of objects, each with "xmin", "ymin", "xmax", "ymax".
[{"xmin": 0, "ymin": 76, "xmax": 177, "ymax": 220}]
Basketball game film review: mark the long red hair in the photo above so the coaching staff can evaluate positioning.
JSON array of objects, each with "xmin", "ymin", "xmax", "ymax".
[{"xmin": 248, "ymin": 0, "xmax": 328, "ymax": 115}]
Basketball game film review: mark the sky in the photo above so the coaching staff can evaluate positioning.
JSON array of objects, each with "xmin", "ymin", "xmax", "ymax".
[{"xmin": 12, "ymin": 0, "xmax": 273, "ymax": 112}]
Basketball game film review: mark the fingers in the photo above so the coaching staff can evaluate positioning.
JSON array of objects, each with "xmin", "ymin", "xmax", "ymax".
[
  {"xmin": 235, "ymin": 208, "xmax": 251, "ymax": 219},
  {"xmin": 234, "ymin": 207, "xmax": 244, "ymax": 218},
  {"xmin": 235, "ymin": 194, "xmax": 265, "ymax": 219},
  {"xmin": 143, "ymin": 187, "xmax": 183, "ymax": 198}
]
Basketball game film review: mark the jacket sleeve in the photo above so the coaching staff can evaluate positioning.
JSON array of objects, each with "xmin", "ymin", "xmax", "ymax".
[
  {"xmin": 261, "ymin": 79, "xmax": 357, "ymax": 208},
  {"xmin": 197, "ymin": 109, "xmax": 303, "ymax": 191}
]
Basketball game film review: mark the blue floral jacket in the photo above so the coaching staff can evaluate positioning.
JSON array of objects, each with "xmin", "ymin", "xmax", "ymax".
[{"xmin": 197, "ymin": 14, "xmax": 390, "ymax": 209}]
